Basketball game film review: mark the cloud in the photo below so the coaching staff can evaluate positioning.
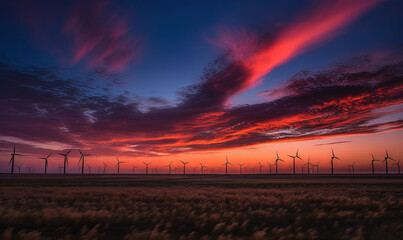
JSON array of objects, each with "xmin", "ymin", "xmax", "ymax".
[
  {"xmin": 62, "ymin": 0, "xmax": 138, "ymax": 72},
  {"xmin": 0, "ymin": 51, "xmax": 401, "ymax": 156},
  {"xmin": 314, "ymin": 141, "xmax": 352, "ymax": 146},
  {"xmin": 214, "ymin": 0, "xmax": 384, "ymax": 95}
]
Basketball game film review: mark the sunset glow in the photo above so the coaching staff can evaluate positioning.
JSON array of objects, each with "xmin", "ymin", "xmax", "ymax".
[{"xmin": 0, "ymin": 0, "xmax": 402, "ymax": 174}]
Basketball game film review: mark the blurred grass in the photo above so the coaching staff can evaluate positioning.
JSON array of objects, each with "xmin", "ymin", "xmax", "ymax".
[{"xmin": 0, "ymin": 175, "xmax": 402, "ymax": 239}]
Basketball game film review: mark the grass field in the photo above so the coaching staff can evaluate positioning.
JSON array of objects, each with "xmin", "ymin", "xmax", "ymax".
[{"xmin": 0, "ymin": 175, "xmax": 402, "ymax": 239}]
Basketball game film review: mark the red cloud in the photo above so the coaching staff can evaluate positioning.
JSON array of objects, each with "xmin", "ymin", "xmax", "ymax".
[
  {"xmin": 216, "ymin": 0, "xmax": 384, "ymax": 95},
  {"xmin": 63, "ymin": 0, "xmax": 138, "ymax": 72}
]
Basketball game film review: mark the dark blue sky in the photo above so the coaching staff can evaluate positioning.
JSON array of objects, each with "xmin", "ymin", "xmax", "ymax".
[{"xmin": 1, "ymin": 0, "xmax": 401, "ymax": 104}]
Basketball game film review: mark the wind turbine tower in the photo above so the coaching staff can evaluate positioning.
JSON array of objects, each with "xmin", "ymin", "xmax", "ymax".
[
  {"xmin": 143, "ymin": 162, "xmax": 151, "ymax": 175},
  {"xmin": 383, "ymin": 150, "xmax": 395, "ymax": 175},
  {"xmin": 287, "ymin": 149, "xmax": 302, "ymax": 175},
  {"xmin": 39, "ymin": 153, "xmax": 52, "ymax": 174},
  {"xmin": 78, "ymin": 149, "xmax": 91, "ymax": 175},
  {"xmin": 116, "ymin": 157, "xmax": 125, "ymax": 174},
  {"xmin": 223, "ymin": 156, "xmax": 232, "ymax": 175},
  {"xmin": 9, "ymin": 145, "xmax": 22, "ymax": 174},
  {"xmin": 330, "ymin": 149, "xmax": 341, "ymax": 175},
  {"xmin": 275, "ymin": 151, "xmax": 285, "ymax": 175},
  {"xmin": 370, "ymin": 154, "xmax": 380, "ymax": 175},
  {"xmin": 180, "ymin": 160, "xmax": 190, "ymax": 175},
  {"xmin": 58, "ymin": 149, "xmax": 72, "ymax": 174}
]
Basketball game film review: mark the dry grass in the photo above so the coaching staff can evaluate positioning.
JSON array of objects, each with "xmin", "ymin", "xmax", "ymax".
[{"xmin": 0, "ymin": 184, "xmax": 402, "ymax": 239}]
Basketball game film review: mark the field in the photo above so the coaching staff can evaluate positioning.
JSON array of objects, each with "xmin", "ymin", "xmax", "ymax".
[{"xmin": 0, "ymin": 175, "xmax": 402, "ymax": 240}]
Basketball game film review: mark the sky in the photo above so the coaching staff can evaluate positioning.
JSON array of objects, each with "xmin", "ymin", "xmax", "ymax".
[{"xmin": 0, "ymin": 0, "xmax": 402, "ymax": 174}]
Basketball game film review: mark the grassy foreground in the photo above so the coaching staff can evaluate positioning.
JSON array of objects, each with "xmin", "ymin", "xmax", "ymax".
[{"xmin": 0, "ymin": 175, "xmax": 402, "ymax": 239}]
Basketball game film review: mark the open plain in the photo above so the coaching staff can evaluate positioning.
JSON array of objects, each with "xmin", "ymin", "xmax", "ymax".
[{"xmin": 0, "ymin": 175, "xmax": 402, "ymax": 240}]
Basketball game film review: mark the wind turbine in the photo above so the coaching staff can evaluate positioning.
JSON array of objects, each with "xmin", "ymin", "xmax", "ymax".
[
  {"xmin": 312, "ymin": 161, "xmax": 320, "ymax": 174},
  {"xmin": 9, "ymin": 145, "xmax": 22, "ymax": 174},
  {"xmin": 393, "ymin": 160, "xmax": 400, "ymax": 175},
  {"xmin": 143, "ymin": 162, "xmax": 151, "ymax": 174},
  {"xmin": 116, "ymin": 157, "xmax": 125, "ymax": 174},
  {"xmin": 287, "ymin": 149, "xmax": 302, "ymax": 175},
  {"xmin": 16, "ymin": 163, "xmax": 23, "ymax": 174},
  {"xmin": 39, "ymin": 153, "xmax": 52, "ymax": 174},
  {"xmin": 223, "ymin": 156, "xmax": 232, "ymax": 175},
  {"xmin": 330, "ymin": 149, "xmax": 341, "ymax": 175},
  {"xmin": 267, "ymin": 162, "xmax": 274, "ymax": 174},
  {"xmin": 103, "ymin": 162, "xmax": 108, "ymax": 174},
  {"xmin": 347, "ymin": 162, "xmax": 356, "ymax": 175},
  {"xmin": 131, "ymin": 164, "xmax": 137, "ymax": 174},
  {"xmin": 58, "ymin": 164, "xmax": 63, "ymax": 174},
  {"xmin": 236, "ymin": 163, "xmax": 245, "ymax": 174},
  {"xmin": 258, "ymin": 162, "xmax": 264, "ymax": 174},
  {"xmin": 78, "ymin": 149, "xmax": 91, "ymax": 175},
  {"xmin": 180, "ymin": 160, "xmax": 190, "ymax": 175},
  {"xmin": 370, "ymin": 154, "xmax": 380, "ymax": 175},
  {"xmin": 200, "ymin": 162, "xmax": 206, "ymax": 174},
  {"xmin": 383, "ymin": 150, "xmax": 395, "ymax": 174},
  {"xmin": 165, "ymin": 161, "xmax": 173, "ymax": 174},
  {"xmin": 26, "ymin": 166, "xmax": 32, "ymax": 174},
  {"xmin": 87, "ymin": 165, "xmax": 92, "ymax": 174},
  {"xmin": 58, "ymin": 149, "xmax": 72, "ymax": 174},
  {"xmin": 275, "ymin": 151, "xmax": 285, "ymax": 174},
  {"xmin": 304, "ymin": 156, "xmax": 313, "ymax": 175}
]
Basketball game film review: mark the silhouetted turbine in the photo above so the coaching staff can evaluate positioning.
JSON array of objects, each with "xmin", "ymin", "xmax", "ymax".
[
  {"xmin": 180, "ymin": 160, "xmax": 190, "ymax": 175},
  {"xmin": 258, "ymin": 162, "xmax": 264, "ymax": 174},
  {"xmin": 87, "ymin": 165, "xmax": 92, "ymax": 174},
  {"xmin": 347, "ymin": 162, "xmax": 356, "ymax": 175},
  {"xmin": 16, "ymin": 163, "xmax": 23, "ymax": 174},
  {"xmin": 200, "ymin": 162, "xmax": 206, "ymax": 174},
  {"xmin": 9, "ymin": 145, "xmax": 22, "ymax": 174},
  {"xmin": 267, "ymin": 162, "xmax": 274, "ymax": 174},
  {"xmin": 58, "ymin": 164, "xmax": 63, "ymax": 174},
  {"xmin": 58, "ymin": 149, "xmax": 72, "ymax": 174},
  {"xmin": 304, "ymin": 156, "xmax": 313, "ymax": 175},
  {"xmin": 236, "ymin": 163, "xmax": 245, "ymax": 174},
  {"xmin": 78, "ymin": 149, "xmax": 91, "ymax": 175},
  {"xmin": 313, "ymin": 161, "xmax": 320, "ymax": 174},
  {"xmin": 143, "ymin": 162, "xmax": 151, "ymax": 175},
  {"xmin": 223, "ymin": 156, "xmax": 232, "ymax": 175},
  {"xmin": 383, "ymin": 150, "xmax": 395, "ymax": 175},
  {"xmin": 103, "ymin": 162, "xmax": 108, "ymax": 174},
  {"xmin": 330, "ymin": 149, "xmax": 341, "ymax": 175},
  {"xmin": 370, "ymin": 154, "xmax": 380, "ymax": 175},
  {"xmin": 287, "ymin": 149, "xmax": 302, "ymax": 175},
  {"xmin": 393, "ymin": 160, "xmax": 400, "ymax": 175},
  {"xmin": 131, "ymin": 164, "xmax": 137, "ymax": 174},
  {"xmin": 116, "ymin": 157, "xmax": 125, "ymax": 174},
  {"xmin": 275, "ymin": 151, "xmax": 285, "ymax": 175},
  {"xmin": 39, "ymin": 152, "xmax": 52, "ymax": 174},
  {"xmin": 165, "ymin": 161, "xmax": 173, "ymax": 174}
]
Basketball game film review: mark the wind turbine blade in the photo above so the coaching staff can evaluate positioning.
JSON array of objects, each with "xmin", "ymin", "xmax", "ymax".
[
  {"xmin": 47, "ymin": 153, "xmax": 52, "ymax": 158},
  {"xmin": 78, "ymin": 149, "xmax": 83, "ymax": 155}
]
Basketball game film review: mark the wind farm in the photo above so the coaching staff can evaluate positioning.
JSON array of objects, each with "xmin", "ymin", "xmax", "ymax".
[{"xmin": 0, "ymin": 0, "xmax": 402, "ymax": 239}]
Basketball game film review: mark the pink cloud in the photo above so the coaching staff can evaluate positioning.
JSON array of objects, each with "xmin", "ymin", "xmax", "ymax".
[
  {"xmin": 215, "ymin": 0, "xmax": 384, "ymax": 95},
  {"xmin": 63, "ymin": 0, "xmax": 138, "ymax": 72}
]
